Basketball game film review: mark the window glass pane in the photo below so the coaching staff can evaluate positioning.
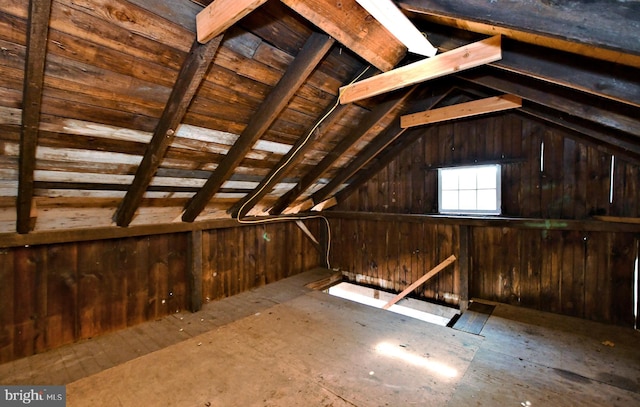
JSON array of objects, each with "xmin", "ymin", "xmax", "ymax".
[
  {"xmin": 441, "ymin": 190, "xmax": 458, "ymax": 210},
  {"xmin": 477, "ymin": 189, "xmax": 497, "ymax": 210},
  {"xmin": 440, "ymin": 171, "xmax": 458, "ymax": 190},
  {"xmin": 438, "ymin": 164, "xmax": 501, "ymax": 215},
  {"xmin": 476, "ymin": 166, "xmax": 497, "ymax": 189},
  {"xmin": 459, "ymin": 190, "xmax": 476, "ymax": 210},
  {"xmin": 458, "ymin": 168, "xmax": 477, "ymax": 190}
]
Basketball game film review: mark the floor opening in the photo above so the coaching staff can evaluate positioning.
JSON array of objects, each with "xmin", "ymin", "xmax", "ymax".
[{"xmin": 326, "ymin": 281, "xmax": 459, "ymax": 326}]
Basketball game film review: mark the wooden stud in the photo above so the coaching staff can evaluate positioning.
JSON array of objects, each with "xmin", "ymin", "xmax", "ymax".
[
  {"xmin": 401, "ymin": 94, "xmax": 522, "ymax": 128},
  {"xmin": 339, "ymin": 35, "xmax": 502, "ymax": 104},
  {"xmin": 382, "ymin": 254, "xmax": 457, "ymax": 309},
  {"xmin": 196, "ymin": 0, "xmax": 268, "ymax": 43}
]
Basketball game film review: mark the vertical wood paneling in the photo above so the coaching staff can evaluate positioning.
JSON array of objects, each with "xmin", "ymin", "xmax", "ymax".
[
  {"xmin": 1, "ymin": 221, "xmax": 320, "ymax": 364},
  {"xmin": 127, "ymin": 237, "xmax": 149, "ymax": 326},
  {"xmin": 13, "ymin": 248, "xmax": 36, "ymax": 358},
  {"xmin": 46, "ymin": 243, "xmax": 78, "ymax": 349},
  {"xmin": 0, "ymin": 248, "xmax": 15, "ymax": 362},
  {"xmin": 610, "ymin": 232, "xmax": 636, "ymax": 326},
  {"xmin": 333, "ymin": 112, "xmax": 639, "ymax": 328},
  {"xmin": 77, "ymin": 241, "xmax": 103, "ymax": 339}
]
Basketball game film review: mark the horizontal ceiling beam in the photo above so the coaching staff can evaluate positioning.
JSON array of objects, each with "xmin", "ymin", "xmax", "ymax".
[
  {"xmin": 339, "ymin": 35, "xmax": 502, "ymax": 104},
  {"xmin": 401, "ymin": 94, "xmax": 521, "ymax": 128},
  {"xmin": 399, "ymin": 0, "xmax": 640, "ymax": 69},
  {"xmin": 196, "ymin": 0, "xmax": 267, "ymax": 43}
]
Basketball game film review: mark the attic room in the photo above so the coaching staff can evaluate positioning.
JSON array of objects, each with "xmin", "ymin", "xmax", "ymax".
[{"xmin": 1, "ymin": 0, "xmax": 639, "ymax": 405}]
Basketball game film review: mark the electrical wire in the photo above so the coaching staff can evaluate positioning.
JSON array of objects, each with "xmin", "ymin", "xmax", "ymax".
[{"xmin": 235, "ymin": 65, "xmax": 372, "ymax": 269}]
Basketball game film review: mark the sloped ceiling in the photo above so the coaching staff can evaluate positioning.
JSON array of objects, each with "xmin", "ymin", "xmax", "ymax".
[{"xmin": 0, "ymin": 0, "xmax": 638, "ymax": 238}]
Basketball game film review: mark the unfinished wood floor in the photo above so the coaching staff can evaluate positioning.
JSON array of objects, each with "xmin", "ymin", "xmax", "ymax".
[{"xmin": 1, "ymin": 269, "xmax": 639, "ymax": 406}]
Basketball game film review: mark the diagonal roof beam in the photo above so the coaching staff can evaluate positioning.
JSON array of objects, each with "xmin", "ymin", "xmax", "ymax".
[
  {"xmin": 332, "ymin": 126, "xmax": 426, "ymax": 207},
  {"xmin": 16, "ymin": 0, "xmax": 53, "ymax": 234},
  {"xmin": 226, "ymin": 68, "xmax": 376, "ymax": 218},
  {"xmin": 330, "ymin": 94, "xmax": 475, "ymax": 206},
  {"xmin": 181, "ymin": 32, "xmax": 335, "ymax": 222},
  {"xmin": 227, "ymin": 103, "xmax": 348, "ymax": 219},
  {"xmin": 269, "ymin": 87, "xmax": 417, "ymax": 215},
  {"xmin": 309, "ymin": 86, "xmax": 453, "ymax": 208},
  {"xmin": 521, "ymin": 104, "xmax": 640, "ymax": 165},
  {"xmin": 458, "ymin": 69, "xmax": 640, "ymax": 137},
  {"xmin": 113, "ymin": 35, "xmax": 223, "ymax": 227}
]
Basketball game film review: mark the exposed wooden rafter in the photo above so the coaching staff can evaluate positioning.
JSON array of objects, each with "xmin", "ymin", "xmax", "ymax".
[
  {"xmin": 520, "ymin": 104, "xmax": 640, "ymax": 165},
  {"xmin": 280, "ymin": 0, "xmax": 405, "ymax": 72},
  {"xmin": 114, "ymin": 35, "xmax": 223, "ymax": 227},
  {"xmin": 227, "ymin": 68, "xmax": 377, "ymax": 219},
  {"xmin": 196, "ymin": 0, "xmax": 267, "ymax": 43},
  {"xmin": 423, "ymin": 29, "xmax": 640, "ymax": 109},
  {"xmin": 16, "ymin": 0, "xmax": 53, "ymax": 234},
  {"xmin": 227, "ymin": 101, "xmax": 348, "ymax": 219},
  {"xmin": 458, "ymin": 70, "xmax": 640, "ymax": 137},
  {"xmin": 309, "ymin": 86, "xmax": 453, "ymax": 207},
  {"xmin": 270, "ymin": 87, "xmax": 417, "ymax": 215},
  {"xmin": 401, "ymin": 94, "xmax": 521, "ymax": 128},
  {"xmin": 339, "ymin": 35, "xmax": 502, "ymax": 104},
  {"xmin": 399, "ymin": 0, "xmax": 640, "ymax": 69},
  {"xmin": 181, "ymin": 32, "xmax": 335, "ymax": 222}
]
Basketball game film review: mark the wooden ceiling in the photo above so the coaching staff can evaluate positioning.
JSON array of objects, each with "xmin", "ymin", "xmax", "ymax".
[{"xmin": 0, "ymin": 0, "xmax": 638, "ymax": 237}]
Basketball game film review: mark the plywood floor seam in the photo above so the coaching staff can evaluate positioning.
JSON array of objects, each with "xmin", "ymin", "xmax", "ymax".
[{"xmin": 1, "ymin": 268, "xmax": 639, "ymax": 406}]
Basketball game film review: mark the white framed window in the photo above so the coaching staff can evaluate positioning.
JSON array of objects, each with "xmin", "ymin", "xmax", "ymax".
[{"xmin": 438, "ymin": 164, "xmax": 501, "ymax": 215}]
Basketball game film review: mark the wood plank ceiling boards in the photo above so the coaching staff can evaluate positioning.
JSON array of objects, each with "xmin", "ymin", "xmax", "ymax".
[
  {"xmin": 339, "ymin": 35, "xmax": 502, "ymax": 104},
  {"xmin": 16, "ymin": 0, "xmax": 53, "ymax": 234},
  {"xmin": 181, "ymin": 32, "xmax": 335, "ymax": 222},
  {"xmin": 0, "ymin": 0, "xmax": 638, "ymax": 237}
]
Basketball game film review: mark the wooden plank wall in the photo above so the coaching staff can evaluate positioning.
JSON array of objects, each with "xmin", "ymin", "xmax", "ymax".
[
  {"xmin": 331, "ymin": 219, "xmax": 460, "ymax": 305},
  {"xmin": 333, "ymin": 113, "xmax": 640, "ymax": 326},
  {"xmin": 201, "ymin": 220, "xmax": 322, "ymax": 302},
  {"xmin": 0, "ymin": 220, "xmax": 321, "ymax": 364}
]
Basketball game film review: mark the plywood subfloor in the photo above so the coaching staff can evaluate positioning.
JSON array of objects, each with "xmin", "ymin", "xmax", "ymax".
[{"xmin": 1, "ymin": 270, "xmax": 639, "ymax": 406}]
